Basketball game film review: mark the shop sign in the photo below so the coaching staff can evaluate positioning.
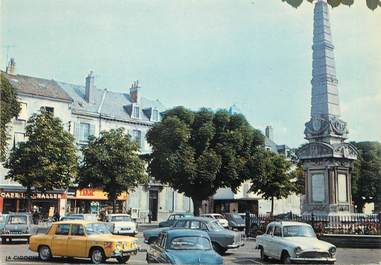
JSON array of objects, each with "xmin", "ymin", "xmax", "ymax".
[
  {"xmin": 75, "ymin": 188, "xmax": 128, "ymax": 200},
  {"xmin": 0, "ymin": 192, "xmax": 63, "ymax": 199}
]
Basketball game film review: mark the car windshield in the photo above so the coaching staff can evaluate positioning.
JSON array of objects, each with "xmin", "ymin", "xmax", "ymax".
[
  {"xmin": 283, "ymin": 225, "xmax": 316, "ymax": 238},
  {"xmin": 214, "ymin": 215, "xmax": 223, "ymax": 219},
  {"xmin": 85, "ymin": 223, "xmax": 111, "ymax": 235},
  {"xmin": 208, "ymin": 220, "xmax": 224, "ymax": 231},
  {"xmin": 111, "ymin": 215, "xmax": 131, "ymax": 222},
  {"xmin": 8, "ymin": 216, "xmax": 27, "ymax": 224},
  {"xmin": 169, "ymin": 236, "xmax": 211, "ymax": 250}
]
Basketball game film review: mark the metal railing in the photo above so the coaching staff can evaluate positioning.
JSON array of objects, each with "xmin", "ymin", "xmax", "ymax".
[{"xmin": 254, "ymin": 212, "xmax": 381, "ymax": 236}]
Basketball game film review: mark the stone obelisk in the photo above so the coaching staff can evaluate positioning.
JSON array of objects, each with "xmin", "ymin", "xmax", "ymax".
[{"xmin": 297, "ymin": 0, "xmax": 358, "ymax": 215}]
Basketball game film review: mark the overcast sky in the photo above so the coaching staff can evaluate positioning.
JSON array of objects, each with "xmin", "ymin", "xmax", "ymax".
[{"xmin": 1, "ymin": 0, "xmax": 380, "ymax": 147}]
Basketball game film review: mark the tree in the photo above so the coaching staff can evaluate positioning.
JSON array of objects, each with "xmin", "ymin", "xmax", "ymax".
[
  {"xmin": 78, "ymin": 128, "xmax": 147, "ymax": 213},
  {"xmin": 5, "ymin": 111, "xmax": 77, "ymax": 211},
  {"xmin": 282, "ymin": 0, "xmax": 380, "ymax": 10},
  {"xmin": 351, "ymin": 141, "xmax": 381, "ymax": 213},
  {"xmin": 0, "ymin": 73, "xmax": 21, "ymax": 161},
  {"xmin": 146, "ymin": 106, "xmax": 264, "ymax": 216},
  {"xmin": 248, "ymin": 149, "xmax": 298, "ymax": 216}
]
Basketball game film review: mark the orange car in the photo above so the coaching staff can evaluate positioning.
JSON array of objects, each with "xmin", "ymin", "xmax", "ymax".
[{"xmin": 29, "ymin": 220, "xmax": 138, "ymax": 264}]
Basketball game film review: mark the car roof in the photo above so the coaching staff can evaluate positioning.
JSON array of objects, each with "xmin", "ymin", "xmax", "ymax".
[
  {"xmin": 180, "ymin": 217, "xmax": 214, "ymax": 222},
  {"xmin": 269, "ymin": 221, "xmax": 310, "ymax": 226},
  {"xmin": 165, "ymin": 229, "xmax": 210, "ymax": 238},
  {"xmin": 53, "ymin": 220, "xmax": 100, "ymax": 225}
]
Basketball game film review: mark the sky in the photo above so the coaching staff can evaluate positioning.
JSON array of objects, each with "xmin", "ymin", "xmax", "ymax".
[{"xmin": 1, "ymin": 0, "xmax": 380, "ymax": 147}]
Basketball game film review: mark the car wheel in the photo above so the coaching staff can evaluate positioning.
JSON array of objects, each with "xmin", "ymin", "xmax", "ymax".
[
  {"xmin": 1, "ymin": 237, "xmax": 6, "ymax": 244},
  {"xmin": 116, "ymin": 256, "xmax": 130, "ymax": 263},
  {"xmin": 38, "ymin": 245, "xmax": 52, "ymax": 261},
  {"xmin": 148, "ymin": 237, "xmax": 157, "ymax": 245},
  {"xmin": 260, "ymin": 247, "xmax": 268, "ymax": 261},
  {"xmin": 281, "ymin": 251, "xmax": 291, "ymax": 264},
  {"xmin": 212, "ymin": 242, "xmax": 227, "ymax": 255},
  {"xmin": 90, "ymin": 248, "xmax": 105, "ymax": 264}
]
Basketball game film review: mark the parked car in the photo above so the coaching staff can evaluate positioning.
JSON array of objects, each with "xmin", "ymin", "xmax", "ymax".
[
  {"xmin": 224, "ymin": 213, "xmax": 245, "ymax": 231},
  {"xmin": 144, "ymin": 217, "xmax": 244, "ymax": 255},
  {"xmin": 201, "ymin": 213, "xmax": 229, "ymax": 228},
  {"xmin": 60, "ymin": 214, "xmax": 98, "ymax": 222},
  {"xmin": 106, "ymin": 214, "xmax": 137, "ymax": 236},
  {"xmin": 28, "ymin": 220, "xmax": 138, "ymax": 264},
  {"xmin": 0, "ymin": 214, "xmax": 8, "ymax": 231},
  {"xmin": 256, "ymin": 221, "xmax": 336, "ymax": 264},
  {"xmin": 158, "ymin": 213, "xmax": 193, "ymax": 228},
  {"xmin": 1, "ymin": 213, "xmax": 36, "ymax": 244},
  {"xmin": 146, "ymin": 229, "xmax": 223, "ymax": 264}
]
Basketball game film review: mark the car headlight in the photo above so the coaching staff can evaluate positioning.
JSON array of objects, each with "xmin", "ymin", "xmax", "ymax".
[
  {"xmin": 294, "ymin": 247, "xmax": 303, "ymax": 256},
  {"xmin": 115, "ymin": 241, "xmax": 122, "ymax": 250},
  {"xmin": 329, "ymin": 247, "xmax": 336, "ymax": 257}
]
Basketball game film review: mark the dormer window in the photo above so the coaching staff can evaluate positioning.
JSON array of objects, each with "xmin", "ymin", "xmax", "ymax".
[
  {"xmin": 152, "ymin": 109, "xmax": 159, "ymax": 121},
  {"xmin": 133, "ymin": 105, "xmax": 140, "ymax": 119}
]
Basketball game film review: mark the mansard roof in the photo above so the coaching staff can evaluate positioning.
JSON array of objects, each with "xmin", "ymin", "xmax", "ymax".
[
  {"xmin": 2, "ymin": 72, "xmax": 72, "ymax": 102},
  {"xmin": 2, "ymin": 71, "xmax": 164, "ymax": 122},
  {"xmin": 57, "ymin": 81, "xmax": 164, "ymax": 122}
]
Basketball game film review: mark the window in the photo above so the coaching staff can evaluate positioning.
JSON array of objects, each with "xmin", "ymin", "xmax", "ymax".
[
  {"xmin": 79, "ymin": 123, "xmax": 90, "ymax": 143},
  {"xmin": 274, "ymin": 226, "xmax": 282, "ymax": 237},
  {"xmin": 14, "ymin": 132, "xmax": 25, "ymax": 147},
  {"xmin": 40, "ymin": 106, "xmax": 54, "ymax": 114},
  {"xmin": 152, "ymin": 109, "xmax": 159, "ymax": 121},
  {"xmin": 190, "ymin": 221, "xmax": 201, "ymax": 229},
  {"xmin": 132, "ymin": 129, "xmax": 142, "ymax": 148},
  {"xmin": 168, "ymin": 215, "xmax": 175, "ymax": 221},
  {"xmin": 133, "ymin": 105, "xmax": 140, "ymax": 118},
  {"xmin": 174, "ymin": 220, "xmax": 186, "ymax": 228},
  {"xmin": 71, "ymin": 224, "xmax": 85, "ymax": 236},
  {"xmin": 17, "ymin": 103, "xmax": 28, "ymax": 120},
  {"xmin": 56, "ymin": 224, "xmax": 70, "ymax": 235},
  {"xmin": 8, "ymin": 216, "xmax": 27, "ymax": 225}
]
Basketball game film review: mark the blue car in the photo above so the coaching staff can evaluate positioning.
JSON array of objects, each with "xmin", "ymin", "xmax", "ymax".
[{"xmin": 146, "ymin": 229, "xmax": 223, "ymax": 265}]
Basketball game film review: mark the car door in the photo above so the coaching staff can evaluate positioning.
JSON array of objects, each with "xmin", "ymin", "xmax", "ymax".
[
  {"xmin": 51, "ymin": 224, "xmax": 70, "ymax": 256},
  {"xmin": 271, "ymin": 225, "xmax": 283, "ymax": 259},
  {"xmin": 262, "ymin": 224, "xmax": 274, "ymax": 258},
  {"xmin": 149, "ymin": 233, "xmax": 166, "ymax": 263},
  {"xmin": 66, "ymin": 224, "xmax": 87, "ymax": 257}
]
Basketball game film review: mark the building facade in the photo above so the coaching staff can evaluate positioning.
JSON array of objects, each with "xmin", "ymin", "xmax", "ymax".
[{"xmin": 0, "ymin": 62, "xmax": 192, "ymax": 221}]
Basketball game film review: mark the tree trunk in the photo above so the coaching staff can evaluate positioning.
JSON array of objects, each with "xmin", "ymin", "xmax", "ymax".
[
  {"xmin": 270, "ymin": 196, "xmax": 274, "ymax": 218},
  {"xmin": 26, "ymin": 185, "xmax": 32, "ymax": 213},
  {"xmin": 192, "ymin": 197, "xmax": 202, "ymax": 216},
  {"xmin": 112, "ymin": 199, "xmax": 116, "ymax": 214}
]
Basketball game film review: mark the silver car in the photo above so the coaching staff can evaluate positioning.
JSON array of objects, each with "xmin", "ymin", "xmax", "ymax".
[{"xmin": 1, "ymin": 213, "xmax": 36, "ymax": 244}]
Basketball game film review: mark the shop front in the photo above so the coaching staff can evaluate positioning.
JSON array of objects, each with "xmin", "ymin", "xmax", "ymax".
[
  {"xmin": 67, "ymin": 188, "xmax": 128, "ymax": 214},
  {"xmin": 0, "ymin": 186, "xmax": 66, "ymax": 218}
]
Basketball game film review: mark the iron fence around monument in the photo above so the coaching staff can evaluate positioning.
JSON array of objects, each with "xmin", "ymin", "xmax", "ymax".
[{"xmin": 254, "ymin": 212, "xmax": 381, "ymax": 236}]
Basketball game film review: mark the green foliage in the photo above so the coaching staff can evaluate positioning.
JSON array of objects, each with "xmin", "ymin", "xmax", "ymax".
[
  {"xmin": 282, "ymin": 0, "xmax": 380, "ymax": 10},
  {"xmin": 146, "ymin": 106, "xmax": 264, "ymax": 215},
  {"xmin": 351, "ymin": 141, "xmax": 381, "ymax": 212},
  {"xmin": 0, "ymin": 73, "xmax": 21, "ymax": 161},
  {"xmin": 78, "ymin": 128, "xmax": 147, "ymax": 212},
  {"xmin": 5, "ymin": 111, "xmax": 77, "ymax": 208},
  {"xmin": 248, "ymin": 149, "xmax": 298, "ymax": 215}
]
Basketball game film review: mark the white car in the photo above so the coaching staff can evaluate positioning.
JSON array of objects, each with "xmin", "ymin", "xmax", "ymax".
[
  {"xmin": 106, "ymin": 214, "xmax": 138, "ymax": 236},
  {"xmin": 201, "ymin": 213, "xmax": 229, "ymax": 228},
  {"xmin": 256, "ymin": 221, "xmax": 336, "ymax": 264}
]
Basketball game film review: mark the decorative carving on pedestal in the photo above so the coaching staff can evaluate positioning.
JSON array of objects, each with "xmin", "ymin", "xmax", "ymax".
[{"xmin": 304, "ymin": 116, "xmax": 348, "ymax": 140}]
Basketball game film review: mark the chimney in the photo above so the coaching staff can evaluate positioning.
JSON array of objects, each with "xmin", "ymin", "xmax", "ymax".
[
  {"xmin": 130, "ymin": 80, "xmax": 140, "ymax": 103},
  {"xmin": 85, "ymin": 71, "xmax": 95, "ymax": 104},
  {"xmin": 6, "ymin": 58, "xmax": 16, "ymax": 75},
  {"xmin": 265, "ymin": 125, "xmax": 274, "ymax": 141}
]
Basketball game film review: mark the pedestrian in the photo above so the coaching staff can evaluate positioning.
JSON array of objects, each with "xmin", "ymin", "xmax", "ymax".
[
  {"xmin": 148, "ymin": 210, "xmax": 152, "ymax": 224},
  {"xmin": 52, "ymin": 210, "xmax": 60, "ymax": 222}
]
